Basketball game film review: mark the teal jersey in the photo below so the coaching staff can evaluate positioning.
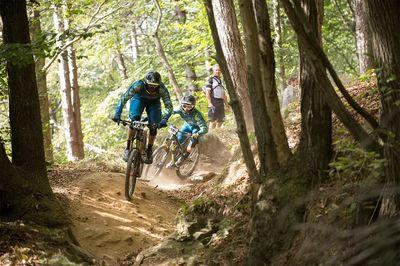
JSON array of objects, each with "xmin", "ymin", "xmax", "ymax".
[{"xmin": 172, "ymin": 108, "xmax": 208, "ymax": 135}]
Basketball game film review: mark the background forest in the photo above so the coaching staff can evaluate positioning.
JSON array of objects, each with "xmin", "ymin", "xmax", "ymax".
[{"xmin": 1, "ymin": 0, "xmax": 400, "ymax": 265}]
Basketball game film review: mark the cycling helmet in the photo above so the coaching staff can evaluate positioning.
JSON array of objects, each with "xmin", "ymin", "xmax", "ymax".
[
  {"xmin": 144, "ymin": 71, "xmax": 161, "ymax": 87},
  {"xmin": 180, "ymin": 95, "xmax": 196, "ymax": 114}
]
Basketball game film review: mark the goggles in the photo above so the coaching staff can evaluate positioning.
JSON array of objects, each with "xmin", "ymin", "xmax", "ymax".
[{"xmin": 182, "ymin": 103, "xmax": 194, "ymax": 109}]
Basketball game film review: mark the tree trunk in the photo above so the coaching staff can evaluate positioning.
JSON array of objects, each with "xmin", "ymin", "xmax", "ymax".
[
  {"xmin": 130, "ymin": 24, "xmax": 139, "ymax": 62},
  {"xmin": 366, "ymin": 0, "xmax": 400, "ymax": 216},
  {"xmin": 280, "ymin": 0, "xmax": 380, "ymax": 151},
  {"xmin": 153, "ymin": 32, "xmax": 183, "ymax": 100},
  {"xmin": 53, "ymin": 4, "xmax": 82, "ymax": 161},
  {"xmin": 114, "ymin": 32, "xmax": 128, "ymax": 80},
  {"xmin": 272, "ymin": 0, "xmax": 286, "ymax": 92},
  {"xmin": 64, "ymin": 1, "xmax": 84, "ymax": 159},
  {"xmin": 238, "ymin": 0, "xmax": 278, "ymax": 175},
  {"xmin": 211, "ymin": 0, "xmax": 254, "ymax": 129},
  {"xmin": 0, "ymin": 0, "xmax": 65, "ymax": 226},
  {"xmin": 1, "ymin": 0, "xmax": 46, "ymax": 178},
  {"xmin": 31, "ymin": 9, "xmax": 54, "ymax": 164},
  {"xmin": 254, "ymin": 0, "xmax": 292, "ymax": 165},
  {"xmin": 298, "ymin": 0, "xmax": 332, "ymax": 182},
  {"xmin": 203, "ymin": 0, "xmax": 259, "ymax": 181},
  {"xmin": 354, "ymin": 0, "xmax": 373, "ymax": 74}
]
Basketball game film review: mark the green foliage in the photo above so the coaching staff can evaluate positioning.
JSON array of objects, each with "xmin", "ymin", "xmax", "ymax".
[{"xmin": 329, "ymin": 133, "xmax": 386, "ymax": 181}]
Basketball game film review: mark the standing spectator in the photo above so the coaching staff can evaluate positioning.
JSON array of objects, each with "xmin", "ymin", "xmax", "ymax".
[
  {"xmin": 281, "ymin": 77, "xmax": 299, "ymax": 109},
  {"xmin": 205, "ymin": 64, "xmax": 227, "ymax": 130}
]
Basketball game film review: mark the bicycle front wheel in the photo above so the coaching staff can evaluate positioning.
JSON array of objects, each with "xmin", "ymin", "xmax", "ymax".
[
  {"xmin": 125, "ymin": 149, "xmax": 140, "ymax": 200},
  {"xmin": 143, "ymin": 145, "xmax": 169, "ymax": 181},
  {"xmin": 176, "ymin": 145, "xmax": 199, "ymax": 180}
]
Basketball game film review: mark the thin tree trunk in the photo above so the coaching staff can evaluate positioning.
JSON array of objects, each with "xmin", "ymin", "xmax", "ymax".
[
  {"xmin": 272, "ymin": 0, "xmax": 286, "ymax": 92},
  {"xmin": 130, "ymin": 24, "xmax": 139, "ymax": 62},
  {"xmin": 254, "ymin": 0, "xmax": 292, "ymax": 165},
  {"xmin": 31, "ymin": 9, "xmax": 54, "ymax": 164},
  {"xmin": 153, "ymin": 32, "xmax": 182, "ymax": 100},
  {"xmin": 239, "ymin": 0, "xmax": 278, "ymax": 175},
  {"xmin": 63, "ymin": 1, "xmax": 84, "ymax": 159},
  {"xmin": 298, "ymin": 0, "xmax": 332, "ymax": 182},
  {"xmin": 212, "ymin": 0, "xmax": 254, "ymax": 129},
  {"xmin": 53, "ymin": 4, "xmax": 81, "ymax": 161},
  {"xmin": 354, "ymin": 0, "xmax": 373, "ymax": 74},
  {"xmin": 203, "ymin": 0, "xmax": 259, "ymax": 181}
]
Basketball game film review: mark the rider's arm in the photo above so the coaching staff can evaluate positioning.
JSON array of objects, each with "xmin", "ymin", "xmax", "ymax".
[
  {"xmin": 194, "ymin": 109, "xmax": 208, "ymax": 135},
  {"xmin": 114, "ymin": 81, "xmax": 141, "ymax": 117},
  {"xmin": 160, "ymin": 83, "xmax": 173, "ymax": 120}
]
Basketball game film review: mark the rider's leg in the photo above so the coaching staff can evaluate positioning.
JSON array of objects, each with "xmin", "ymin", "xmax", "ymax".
[{"xmin": 143, "ymin": 100, "xmax": 162, "ymax": 164}]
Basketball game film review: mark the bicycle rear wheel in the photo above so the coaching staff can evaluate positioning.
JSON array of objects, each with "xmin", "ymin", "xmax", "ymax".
[
  {"xmin": 176, "ymin": 145, "xmax": 199, "ymax": 179},
  {"xmin": 143, "ymin": 145, "xmax": 169, "ymax": 181},
  {"xmin": 125, "ymin": 149, "xmax": 140, "ymax": 200}
]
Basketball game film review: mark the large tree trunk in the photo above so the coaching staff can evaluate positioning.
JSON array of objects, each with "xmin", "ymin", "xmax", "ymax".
[
  {"xmin": 211, "ymin": 0, "xmax": 254, "ymax": 129},
  {"xmin": 298, "ymin": 0, "xmax": 332, "ymax": 182},
  {"xmin": 53, "ymin": 4, "xmax": 83, "ymax": 161},
  {"xmin": 0, "ymin": 0, "xmax": 65, "ymax": 226},
  {"xmin": 366, "ymin": 0, "xmax": 400, "ymax": 217},
  {"xmin": 1, "ymin": 0, "xmax": 46, "ymax": 178},
  {"xmin": 353, "ymin": 0, "xmax": 373, "ymax": 74},
  {"xmin": 254, "ymin": 0, "xmax": 292, "ymax": 165},
  {"xmin": 203, "ymin": 0, "xmax": 259, "ymax": 181},
  {"xmin": 238, "ymin": 0, "xmax": 278, "ymax": 175},
  {"xmin": 31, "ymin": 9, "xmax": 54, "ymax": 164}
]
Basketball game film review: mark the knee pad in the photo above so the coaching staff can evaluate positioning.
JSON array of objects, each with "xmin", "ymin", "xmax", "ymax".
[{"xmin": 149, "ymin": 123, "xmax": 158, "ymax": 136}]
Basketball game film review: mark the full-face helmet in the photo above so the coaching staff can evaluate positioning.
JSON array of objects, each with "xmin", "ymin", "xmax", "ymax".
[
  {"xmin": 180, "ymin": 95, "xmax": 196, "ymax": 114},
  {"xmin": 144, "ymin": 71, "xmax": 161, "ymax": 93}
]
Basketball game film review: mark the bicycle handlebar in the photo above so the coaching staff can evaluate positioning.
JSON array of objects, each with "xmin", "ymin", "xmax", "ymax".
[{"xmin": 119, "ymin": 119, "xmax": 148, "ymax": 129}]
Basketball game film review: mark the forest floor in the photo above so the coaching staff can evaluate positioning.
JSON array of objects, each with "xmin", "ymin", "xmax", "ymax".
[{"xmin": 46, "ymin": 131, "xmax": 233, "ymax": 265}]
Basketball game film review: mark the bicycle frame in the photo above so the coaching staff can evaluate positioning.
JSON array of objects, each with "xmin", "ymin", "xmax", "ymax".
[{"xmin": 163, "ymin": 125, "xmax": 191, "ymax": 165}]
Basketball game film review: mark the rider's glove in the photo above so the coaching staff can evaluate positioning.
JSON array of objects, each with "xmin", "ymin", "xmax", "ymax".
[
  {"xmin": 112, "ymin": 115, "xmax": 120, "ymax": 124},
  {"xmin": 191, "ymin": 133, "xmax": 199, "ymax": 139},
  {"xmin": 159, "ymin": 118, "xmax": 167, "ymax": 128}
]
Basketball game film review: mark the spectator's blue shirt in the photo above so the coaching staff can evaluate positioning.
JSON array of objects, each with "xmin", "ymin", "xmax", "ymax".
[
  {"xmin": 114, "ymin": 79, "xmax": 173, "ymax": 119},
  {"xmin": 172, "ymin": 108, "xmax": 208, "ymax": 135}
]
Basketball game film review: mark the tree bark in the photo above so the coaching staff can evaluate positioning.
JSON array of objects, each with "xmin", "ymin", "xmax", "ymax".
[
  {"xmin": 0, "ymin": 0, "xmax": 65, "ymax": 226},
  {"xmin": 130, "ymin": 24, "xmax": 139, "ymax": 62},
  {"xmin": 53, "ymin": 3, "xmax": 82, "ymax": 161},
  {"xmin": 272, "ymin": 0, "xmax": 286, "ymax": 92},
  {"xmin": 253, "ymin": 0, "xmax": 292, "ymax": 165},
  {"xmin": 353, "ymin": 0, "xmax": 373, "ymax": 74},
  {"xmin": 31, "ymin": 9, "xmax": 54, "ymax": 164},
  {"xmin": 211, "ymin": 0, "xmax": 254, "ymax": 129},
  {"xmin": 298, "ymin": 0, "xmax": 332, "ymax": 182},
  {"xmin": 366, "ymin": 0, "xmax": 400, "ymax": 217},
  {"xmin": 238, "ymin": 0, "xmax": 278, "ymax": 175},
  {"xmin": 203, "ymin": 0, "xmax": 259, "ymax": 182},
  {"xmin": 280, "ymin": 0, "xmax": 380, "ymax": 151},
  {"xmin": 1, "ymin": 0, "xmax": 46, "ymax": 178},
  {"xmin": 64, "ymin": 0, "xmax": 84, "ymax": 159}
]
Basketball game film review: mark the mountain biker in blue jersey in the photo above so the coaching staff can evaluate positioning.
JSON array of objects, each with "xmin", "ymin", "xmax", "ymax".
[
  {"xmin": 112, "ymin": 71, "xmax": 173, "ymax": 164},
  {"xmin": 167, "ymin": 95, "xmax": 208, "ymax": 167}
]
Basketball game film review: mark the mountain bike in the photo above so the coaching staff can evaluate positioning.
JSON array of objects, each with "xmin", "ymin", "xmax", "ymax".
[
  {"xmin": 120, "ymin": 119, "xmax": 148, "ymax": 200},
  {"xmin": 143, "ymin": 124, "xmax": 200, "ymax": 180}
]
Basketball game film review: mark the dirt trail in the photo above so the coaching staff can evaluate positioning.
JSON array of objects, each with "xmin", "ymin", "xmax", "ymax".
[
  {"xmin": 53, "ymin": 171, "xmax": 185, "ymax": 265},
  {"xmin": 51, "ymin": 134, "xmax": 231, "ymax": 265}
]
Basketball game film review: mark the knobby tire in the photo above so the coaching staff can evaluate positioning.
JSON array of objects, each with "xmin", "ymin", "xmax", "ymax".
[
  {"xmin": 143, "ymin": 145, "xmax": 169, "ymax": 181},
  {"xmin": 176, "ymin": 145, "xmax": 199, "ymax": 179},
  {"xmin": 125, "ymin": 149, "xmax": 139, "ymax": 200}
]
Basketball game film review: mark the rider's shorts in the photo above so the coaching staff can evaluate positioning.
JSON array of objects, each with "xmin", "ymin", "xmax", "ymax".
[
  {"xmin": 178, "ymin": 123, "xmax": 200, "ymax": 146},
  {"xmin": 129, "ymin": 96, "xmax": 161, "ymax": 124},
  {"xmin": 208, "ymin": 97, "xmax": 225, "ymax": 123}
]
